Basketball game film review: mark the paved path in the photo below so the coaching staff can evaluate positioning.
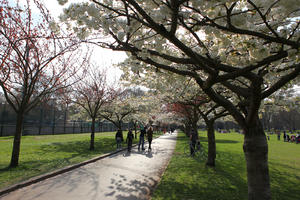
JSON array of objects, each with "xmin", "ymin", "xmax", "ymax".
[{"xmin": 0, "ymin": 133, "xmax": 177, "ymax": 200}]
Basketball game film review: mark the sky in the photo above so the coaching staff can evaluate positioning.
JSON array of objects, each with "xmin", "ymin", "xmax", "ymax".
[{"xmin": 40, "ymin": 0, "xmax": 128, "ymax": 83}]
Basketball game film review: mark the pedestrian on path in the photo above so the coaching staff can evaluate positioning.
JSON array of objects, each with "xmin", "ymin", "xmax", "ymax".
[
  {"xmin": 126, "ymin": 129, "xmax": 134, "ymax": 152},
  {"xmin": 190, "ymin": 128, "xmax": 198, "ymax": 156},
  {"xmin": 147, "ymin": 126, "xmax": 154, "ymax": 150},
  {"xmin": 138, "ymin": 127, "xmax": 146, "ymax": 151},
  {"xmin": 115, "ymin": 129, "xmax": 123, "ymax": 149}
]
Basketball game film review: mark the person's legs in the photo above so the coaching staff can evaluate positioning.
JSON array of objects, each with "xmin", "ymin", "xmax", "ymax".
[
  {"xmin": 138, "ymin": 136, "xmax": 141, "ymax": 150},
  {"xmin": 141, "ymin": 136, "xmax": 145, "ymax": 150},
  {"xmin": 148, "ymin": 138, "xmax": 152, "ymax": 149},
  {"xmin": 116, "ymin": 138, "xmax": 119, "ymax": 149},
  {"xmin": 128, "ymin": 140, "xmax": 132, "ymax": 152},
  {"xmin": 190, "ymin": 141, "xmax": 196, "ymax": 156},
  {"xmin": 117, "ymin": 137, "xmax": 122, "ymax": 149}
]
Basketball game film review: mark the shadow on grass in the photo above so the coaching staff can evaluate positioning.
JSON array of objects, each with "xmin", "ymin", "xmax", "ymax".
[
  {"xmin": 152, "ymin": 135, "xmax": 248, "ymax": 200},
  {"xmin": 199, "ymin": 136, "xmax": 239, "ymax": 144},
  {"xmin": 269, "ymin": 161, "xmax": 300, "ymax": 200},
  {"xmin": 153, "ymin": 134, "xmax": 299, "ymax": 200},
  {"xmin": 41, "ymin": 137, "xmax": 115, "ymax": 154},
  {"xmin": 0, "ymin": 138, "xmax": 116, "ymax": 171}
]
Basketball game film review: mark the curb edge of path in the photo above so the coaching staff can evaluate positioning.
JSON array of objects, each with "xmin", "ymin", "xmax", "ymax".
[{"xmin": 0, "ymin": 145, "xmax": 135, "ymax": 198}]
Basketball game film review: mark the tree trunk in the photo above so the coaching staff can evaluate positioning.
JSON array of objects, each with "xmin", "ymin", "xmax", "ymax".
[
  {"xmin": 206, "ymin": 120, "xmax": 216, "ymax": 167},
  {"xmin": 184, "ymin": 123, "xmax": 191, "ymax": 136},
  {"xmin": 192, "ymin": 120, "xmax": 198, "ymax": 136},
  {"xmin": 10, "ymin": 112, "xmax": 24, "ymax": 167},
  {"xmin": 243, "ymin": 116, "xmax": 271, "ymax": 200},
  {"xmin": 90, "ymin": 118, "xmax": 95, "ymax": 150}
]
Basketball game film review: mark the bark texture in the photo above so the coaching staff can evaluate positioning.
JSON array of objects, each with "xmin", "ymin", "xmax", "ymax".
[
  {"xmin": 90, "ymin": 118, "xmax": 96, "ymax": 150},
  {"xmin": 10, "ymin": 112, "xmax": 24, "ymax": 167},
  {"xmin": 243, "ymin": 117, "xmax": 271, "ymax": 200},
  {"xmin": 206, "ymin": 121, "xmax": 216, "ymax": 167}
]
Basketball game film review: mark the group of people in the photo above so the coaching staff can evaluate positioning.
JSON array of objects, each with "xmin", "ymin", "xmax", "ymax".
[
  {"xmin": 115, "ymin": 125, "xmax": 154, "ymax": 153},
  {"xmin": 275, "ymin": 130, "xmax": 300, "ymax": 144},
  {"xmin": 282, "ymin": 131, "xmax": 300, "ymax": 143}
]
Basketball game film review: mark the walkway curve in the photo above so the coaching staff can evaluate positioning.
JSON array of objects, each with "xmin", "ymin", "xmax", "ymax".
[{"xmin": 0, "ymin": 132, "xmax": 177, "ymax": 200}]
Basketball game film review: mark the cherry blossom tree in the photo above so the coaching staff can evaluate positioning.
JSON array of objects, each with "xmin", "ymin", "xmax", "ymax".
[
  {"xmin": 0, "ymin": 0, "xmax": 83, "ymax": 167},
  {"xmin": 157, "ymin": 74, "xmax": 228, "ymax": 167},
  {"xmin": 72, "ymin": 67, "xmax": 118, "ymax": 150},
  {"xmin": 99, "ymin": 89, "xmax": 137, "ymax": 134},
  {"xmin": 59, "ymin": 0, "xmax": 299, "ymax": 199}
]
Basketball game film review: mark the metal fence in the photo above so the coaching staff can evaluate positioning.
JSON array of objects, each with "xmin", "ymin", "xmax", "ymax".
[{"xmin": 0, "ymin": 121, "xmax": 124, "ymax": 136}]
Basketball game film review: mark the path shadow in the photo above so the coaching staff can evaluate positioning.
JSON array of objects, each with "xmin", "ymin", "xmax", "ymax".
[
  {"xmin": 7, "ymin": 167, "xmax": 101, "ymax": 200},
  {"xmin": 106, "ymin": 173, "xmax": 158, "ymax": 200}
]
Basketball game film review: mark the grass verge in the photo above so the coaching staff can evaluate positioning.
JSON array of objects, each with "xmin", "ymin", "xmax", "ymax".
[{"xmin": 152, "ymin": 132, "xmax": 300, "ymax": 200}]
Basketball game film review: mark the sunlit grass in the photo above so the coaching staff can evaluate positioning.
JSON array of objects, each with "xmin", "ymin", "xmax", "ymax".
[
  {"xmin": 152, "ymin": 131, "xmax": 300, "ymax": 200},
  {"xmin": 0, "ymin": 132, "xmax": 138, "ymax": 189}
]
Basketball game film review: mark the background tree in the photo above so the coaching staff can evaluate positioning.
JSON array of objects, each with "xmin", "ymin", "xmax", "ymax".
[
  {"xmin": 60, "ymin": 1, "xmax": 300, "ymax": 199},
  {"xmin": 99, "ymin": 89, "xmax": 136, "ymax": 133},
  {"xmin": 124, "ymin": 88, "xmax": 163, "ymax": 137},
  {"xmin": 0, "ymin": 0, "xmax": 84, "ymax": 167},
  {"xmin": 73, "ymin": 67, "xmax": 117, "ymax": 150}
]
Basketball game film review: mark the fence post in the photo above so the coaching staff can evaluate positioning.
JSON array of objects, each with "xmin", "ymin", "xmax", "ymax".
[
  {"xmin": 52, "ymin": 108, "xmax": 55, "ymax": 135},
  {"xmin": 38, "ymin": 108, "xmax": 43, "ymax": 135},
  {"xmin": 64, "ymin": 109, "xmax": 67, "ymax": 134},
  {"xmin": 73, "ymin": 121, "xmax": 75, "ymax": 134}
]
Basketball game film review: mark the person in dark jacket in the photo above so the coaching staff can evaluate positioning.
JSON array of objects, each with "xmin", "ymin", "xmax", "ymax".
[
  {"xmin": 138, "ymin": 127, "xmax": 146, "ymax": 151},
  {"xmin": 147, "ymin": 126, "xmax": 154, "ymax": 150},
  {"xmin": 126, "ymin": 129, "xmax": 134, "ymax": 152},
  {"xmin": 190, "ymin": 128, "xmax": 198, "ymax": 156},
  {"xmin": 115, "ymin": 129, "xmax": 123, "ymax": 149}
]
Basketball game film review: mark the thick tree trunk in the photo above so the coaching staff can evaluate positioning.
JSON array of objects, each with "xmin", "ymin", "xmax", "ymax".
[
  {"xmin": 206, "ymin": 120, "xmax": 216, "ymax": 167},
  {"xmin": 243, "ymin": 116, "xmax": 271, "ymax": 200},
  {"xmin": 10, "ymin": 112, "xmax": 24, "ymax": 167},
  {"xmin": 90, "ymin": 118, "xmax": 95, "ymax": 150}
]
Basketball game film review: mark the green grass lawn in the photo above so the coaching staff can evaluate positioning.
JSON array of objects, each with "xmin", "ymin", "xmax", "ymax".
[
  {"xmin": 0, "ymin": 132, "xmax": 139, "ymax": 190},
  {"xmin": 152, "ymin": 132, "xmax": 300, "ymax": 200}
]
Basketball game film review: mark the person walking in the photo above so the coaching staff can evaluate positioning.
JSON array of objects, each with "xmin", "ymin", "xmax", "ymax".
[
  {"xmin": 126, "ymin": 129, "xmax": 134, "ymax": 152},
  {"xmin": 115, "ymin": 129, "xmax": 123, "ymax": 149},
  {"xmin": 138, "ymin": 127, "xmax": 146, "ymax": 151},
  {"xmin": 147, "ymin": 126, "xmax": 154, "ymax": 150},
  {"xmin": 190, "ymin": 128, "xmax": 198, "ymax": 156},
  {"xmin": 277, "ymin": 130, "xmax": 280, "ymax": 141}
]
